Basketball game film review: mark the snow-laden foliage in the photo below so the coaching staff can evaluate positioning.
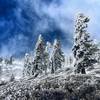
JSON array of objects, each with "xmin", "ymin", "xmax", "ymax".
[
  {"xmin": 50, "ymin": 39, "xmax": 65, "ymax": 73},
  {"xmin": 23, "ymin": 53, "xmax": 32, "ymax": 78},
  {"xmin": 32, "ymin": 34, "xmax": 47, "ymax": 76},
  {"xmin": 73, "ymin": 13, "xmax": 99, "ymax": 74},
  {"xmin": 43, "ymin": 42, "xmax": 51, "ymax": 74},
  {"xmin": 23, "ymin": 35, "xmax": 66, "ymax": 78},
  {"xmin": 0, "ymin": 73, "xmax": 100, "ymax": 100}
]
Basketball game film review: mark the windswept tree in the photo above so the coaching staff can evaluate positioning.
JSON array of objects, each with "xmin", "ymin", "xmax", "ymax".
[
  {"xmin": 73, "ymin": 13, "xmax": 98, "ymax": 74},
  {"xmin": 51, "ymin": 39, "xmax": 65, "ymax": 73},
  {"xmin": 32, "ymin": 34, "xmax": 46, "ymax": 75}
]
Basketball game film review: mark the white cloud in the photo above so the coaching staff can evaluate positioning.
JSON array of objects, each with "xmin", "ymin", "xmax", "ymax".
[
  {"xmin": 0, "ymin": 34, "xmax": 29, "ymax": 57},
  {"xmin": 1, "ymin": 0, "xmax": 100, "ymax": 57}
]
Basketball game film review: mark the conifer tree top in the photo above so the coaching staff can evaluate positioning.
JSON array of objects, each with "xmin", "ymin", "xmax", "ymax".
[
  {"xmin": 45, "ymin": 42, "xmax": 51, "ymax": 52},
  {"xmin": 38, "ymin": 34, "xmax": 42, "ymax": 40},
  {"xmin": 75, "ymin": 13, "xmax": 90, "ymax": 34},
  {"xmin": 35, "ymin": 34, "xmax": 45, "ymax": 51},
  {"xmin": 76, "ymin": 13, "xmax": 90, "ymax": 24},
  {"xmin": 53, "ymin": 39, "xmax": 61, "ymax": 49},
  {"xmin": 37, "ymin": 34, "xmax": 43, "ymax": 43}
]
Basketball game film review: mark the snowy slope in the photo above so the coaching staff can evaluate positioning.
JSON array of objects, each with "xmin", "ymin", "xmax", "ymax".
[
  {"xmin": 0, "ymin": 57, "xmax": 100, "ymax": 99},
  {"xmin": 0, "ymin": 56, "xmax": 100, "ymax": 81},
  {"xmin": 0, "ymin": 72, "xmax": 100, "ymax": 100},
  {"xmin": 0, "ymin": 59, "xmax": 24, "ymax": 81}
]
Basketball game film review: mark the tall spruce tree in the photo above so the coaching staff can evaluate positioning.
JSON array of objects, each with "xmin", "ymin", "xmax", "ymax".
[
  {"xmin": 73, "ymin": 13, "xmax": 98, "ymax": 74},
  {"xmin": 44, "ymin": 42, "xmax": 51, "ymax": 74},
  {"xmin": 23, "ymin": 53, "xmax": 32, "ymax": 77},
  {"xmin": 51, "ymin": 39, "xmax": 65, "ymax": 73},
  {"xmin": 32, "ymin": 34, "xmax": 46, "ymax": 75}
]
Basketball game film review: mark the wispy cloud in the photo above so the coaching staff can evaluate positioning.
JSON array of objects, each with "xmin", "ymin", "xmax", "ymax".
[
  {"xmin": 0, "ymin": 0, "xmax": 100, "ymax": 57},
  {"xmin": 0, "ymin": 34, "xmax": 29, "ymax": 57},
  {"xmin": 21, "ymin": 0, "xmax": 100, "ymax": 40}
]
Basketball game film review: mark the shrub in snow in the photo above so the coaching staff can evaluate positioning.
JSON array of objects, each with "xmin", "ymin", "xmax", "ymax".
[{"xmin": 73, "ymin": 13, "xmax": 99, "ymax": 74}]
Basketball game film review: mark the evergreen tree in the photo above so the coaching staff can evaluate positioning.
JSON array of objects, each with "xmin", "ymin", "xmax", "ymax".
[
  {"xmin": 51, "ymin": 39, "xmax": 65, "ymax": 73},
  {"xmin": 32, "ymin": 34, "xmax": 46, "ymax": 75},
  {"xmin": 73, "ymin": 13, "xmax": 98, "ymax": 74},
  {"xmin": 23, "ymin": 53, "xmax": 32, "ymax": 77},
  {"xmin": 43, "ymin": 42, "xmax": 51, "ymax": 74}
]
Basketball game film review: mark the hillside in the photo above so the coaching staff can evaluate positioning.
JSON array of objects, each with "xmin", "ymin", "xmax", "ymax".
[{"xmin": 0, "ymin": 69, "xmax": 100, "ymax": 100}]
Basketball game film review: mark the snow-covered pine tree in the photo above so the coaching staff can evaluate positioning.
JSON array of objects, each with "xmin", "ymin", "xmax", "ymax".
[
  {"xmin": 32, "ymin": 34, "xmax": 46, "ymax": 75},
  {"xmin": 23, "ymin": 53, "xmax": 32, "ymax": 77},
  {"xmin": 43, "ymin": 42, "xmax": 51, "ymax": 74},
  {"xmin": 73, "ymin": 13, "xmax": 99, "ymax": 74},
  {"xmin": 51, "ymin": 39, "xmax": 65, "ymax": 73}
]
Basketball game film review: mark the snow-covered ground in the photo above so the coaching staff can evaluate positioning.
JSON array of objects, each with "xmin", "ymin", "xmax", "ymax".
[
  {"xmin": 0, "ymin": 71, "xmax": 100, "ymax": 100},
  {"xmin": 0, "ymin": 59, "xmax": 24, "ymax": 81},
  {"xmin": 0, "ymin": 57, "xmax": 100, "ymax": 99},
  {"xmin": 0, "ymin": 56, "xmax": 100, "ymax": 82}
]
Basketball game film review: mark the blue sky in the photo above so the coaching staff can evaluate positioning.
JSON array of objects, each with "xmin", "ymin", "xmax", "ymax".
[{"xmin": 0, "ymin": 0, "xmax": 100, "ymax": 57}]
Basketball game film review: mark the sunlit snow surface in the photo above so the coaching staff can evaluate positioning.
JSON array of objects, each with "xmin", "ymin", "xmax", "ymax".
[{"xmin": 0, "ymin": 59, "xmax": 24, "ymax": 81}]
